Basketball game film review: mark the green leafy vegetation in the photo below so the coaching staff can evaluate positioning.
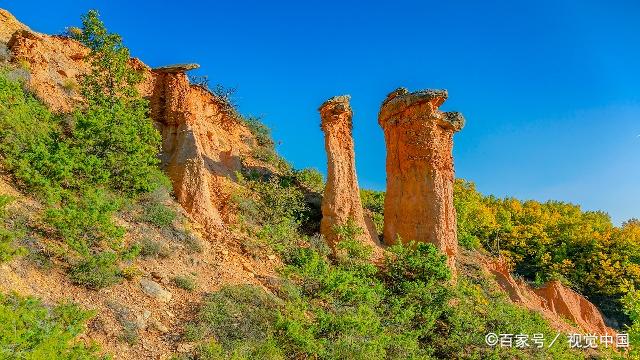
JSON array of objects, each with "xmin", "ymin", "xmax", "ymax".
[
  {"xmin": 0, "ymin": 10, "xmax": 170, "ymax": 289},
  {"xmin": 173, "ymin": 275, "xmax": 197, "ymax": 291},
  {"xmin": 138, "ymin": 238, "xmax": 169, "ymax": 258},
  {"xmin": 0, "ymin": 195, "xmax": 25, "ymax": 262},
  {"xmin": 0, "ymin": 293, "xmax": 102, "ymax": 359},
  {"xmin": 454, "ymin": 179, "xmax": 640, "ymax": 324},
  {"xmin": 293, "ymin": 168, "xmax": 324, "ymax": 193},
  {"xmin": 184, "ymin": 173, "xmax": 585, "ymax": 359},
  {"xmin": 360, "ymin": 189, "xmax": 385, "ymax": 235},
  {"xmin": 142, "ymin": 203, "xmax": 177, "ymax": 228},
  {"xmin": 69, "ymin": 251, "xmax": 123, "ymax": 289}
]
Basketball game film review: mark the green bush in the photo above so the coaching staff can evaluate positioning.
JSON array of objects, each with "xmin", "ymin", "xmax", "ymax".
[
  {"xmin": 69, "ymin": 10, "xmax": 166, "ymax": 195},
  {"xmin": 142, "ymin": 203, "xmax": 177, "ymax": 228},
  {"xmin": 293, "ymin": 168, "xmax": 324, "ymax": 193},
  {"xmin": 69, "ymin": 252, "xmax": 123, "ymax": 289},
  {"xmin": 0, "ymin": 195, "xmax": 24, "ymax": 262},
  {"xmin": 360, "ymin": 189, "xmax": 384, "ymax": 235},
  {"xmin": 138, "ymin": 238, "xmax": 168, "ymax": 258},
  {"xmin": 173, "ymin": 275, "xmax": 197, "ymax": 291},
  {"xmin": 0, "ymin": 293, "xmax": 102, "ymax": 358},
  {"xmin": 243, "ymin": 116, "xmax": 274, "ymax": 149},
  {"xmin": 44, "ymin": 189, "xmax": 124, "ymax": 256}
]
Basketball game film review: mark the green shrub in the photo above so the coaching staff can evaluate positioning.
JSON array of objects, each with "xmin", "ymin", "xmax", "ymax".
[
  {"xmin": 293, "ymin": 168, "xmax": 324, "ymax": 193},
  {"xmin": 243, "ymin": 116, "xmax": 274, "ymax": 149},
  {"xmin": 0, "ymin": 195, "xmax": 24, "ymax": 262},
  {"xmin": 44, "ymin": 189, "xmax": 124, "ymax": 256},
  {"xmin": 432, "ymin": 278, "xmax": 583, "ymax": 359},
  {"xmin": 69, "ymin": 10, "xmax": 166, "ymax": 195},
  {"xmin": 237, "ymin": 176, "xmax": 307, "ymax": 228},
  {"xmin": 138, "ymin": 238, "xmax": 167, "ymax": 258},
  {"xmin": 69, "ymin": 252, "xmax": 122, "ymax": 289},
  {"xmin": 192, "ymin": 285, "xmax": 281, "ymax": 357},
  {"xmin": 166, "ymin": 227, "xmax": 203, "ymax": 253},
  {"xmin": 173, "ymin": 275, "xmax": 197, "ymax": 291},
  {"xmin": 0, "ymin": 293, "xmax": 102, "ymax": 358},
  {"xmin": 360, "ymin": 189, "xmax": 384, "ymax": 235},
  {"xmin": 142, "ymin": 203, "xmax": 177, "ymax": 228}
]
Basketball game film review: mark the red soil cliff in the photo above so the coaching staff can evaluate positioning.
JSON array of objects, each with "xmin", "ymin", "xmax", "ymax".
[
  {"xmin": 485, "ymin": 258, "xmax": 615, "ymax": 336},
  {"xmin": 150, "ymin": 69, "xmax": 252, "ymax": 230},
  {"xmin": 378, "ymin": 88, "xmax": 464, "ymax": 274},
  {"xmin": 319, "ymin": 96, "xmax": 379, "ymax": 251}
]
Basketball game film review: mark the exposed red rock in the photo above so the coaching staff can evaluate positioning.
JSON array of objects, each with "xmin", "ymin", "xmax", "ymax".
[
  {"xmin": 0, "ymin": 9, "xmax": 29, "ymax": 43},
  {"xmin": 319, "ymin": 96, "xmax": 380, "ymax": 253},
  {"xmin": 378, "ymin": 88, "xmax": 464, "ymax": 274},
  {"xmin": 150, "ymin": 71, "xmax": 253, "ymax": 230},
  {"xmin": 7, "ymin": 30, "xmax": 89, "ymax": 113},
  {"xmin": 485, "ymin": 258, "xmax": 616, "ymax": 336},
  {"xmin": 318, "ymin": 96, "xmax": 359, "ymax": 245},
  {"xmin": 534, "ymin": 281, "xmax": 614, "ymax": 336}
]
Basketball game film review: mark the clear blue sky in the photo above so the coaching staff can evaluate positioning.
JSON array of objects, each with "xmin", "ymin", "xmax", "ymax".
[{"xmin": 4, "ymin": 1, "xmax": 639, "ymax": 224}]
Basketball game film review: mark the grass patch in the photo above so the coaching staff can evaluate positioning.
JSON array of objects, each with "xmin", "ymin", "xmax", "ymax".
[
  {"xmin": 138, "ymin": 238, "xmax": 170, "ymax": 258},
  {"xmin": 68, "ymin": 252, "xmax": 123, "ymax": 289},
  {"xmin": 173, "ymin": 275, "xmax": 197, "ymax": 291},
  {"xmin": 0, "ymin": 195, "xmax": 26, "ymax": 262},
  {"xmin": 141, "ymin": 203, "xmax": 177, "ymax": 228}
]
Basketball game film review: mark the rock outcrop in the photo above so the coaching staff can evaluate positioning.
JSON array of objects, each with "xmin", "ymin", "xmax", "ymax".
[
  {"xmin": 150, "ymin": 70, "xmax": 252, "ymax": 230},
  {"xmin": 0, "ymin": 9, "xmax": 30, "ymax": 43},
  {"xmin": 485, "ymin": 258, "xmax": 615, "ymax": 336},
  {"xmin": 534, "ymin": 281, "xmax": 614, "ymax": 335},
  {"xmin": 153, "ymin": 63, "xmax": 200, "ymax": 73},
  {"xmin": 7, "ymin": 30, "xmax": 90, "ymax": 113},
  {"xmin": 378, "ymin": 88, "xmax": 464, "ymax": 273},
  {"xmin": 3, "ymin": 19, "xmax": 255, "ymax": 231},
  {"xmin": 319, "ymin": 96, "xmax": 379, "ymax": 251}
]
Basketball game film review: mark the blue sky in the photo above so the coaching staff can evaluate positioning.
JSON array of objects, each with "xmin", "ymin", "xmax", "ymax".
[{"xmin": 3, "ymin": 1, "xmax": 639, "ymax": 224}]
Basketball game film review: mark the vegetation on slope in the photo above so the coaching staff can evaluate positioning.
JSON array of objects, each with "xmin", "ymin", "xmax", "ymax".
[
  {"xmin": 0, "ymin": 293, "xmax": 102, "ymax": 359},
  {"xmin": 362, "ymin": 180, "xmax": 640, "ymax": 327},
  {"xmin": 0, "ymin": 10, "xmax": 172, "ymax": 289},
  {"xmin": 0, "ymin": 8, "xmax": 637, "ymax": 360},
  {"xmin": 179, "ymin": 172, "xmax": 585, "ymax": 360}
]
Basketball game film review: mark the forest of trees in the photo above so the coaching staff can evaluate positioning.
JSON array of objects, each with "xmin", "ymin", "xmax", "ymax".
[{"xmin": 364, "ymin": 180, "xmax": 640, "ymax": 325}]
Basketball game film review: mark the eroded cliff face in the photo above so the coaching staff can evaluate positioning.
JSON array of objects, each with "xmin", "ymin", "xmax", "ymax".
[
  {"xmin": 150, "ymin": 70, "xmax": 252, "ymax": 229},
  {"xmin": 319, "ymin": 96, "xmax": 379, "ymax": 252},
  {"xmin": 378, "ymin": 88, "xmax": 464, "ymax": 274},
  {"xmin": 3, "ymin": 24, "xmax": 254, "ymax": 231},
  {"xmin": 485, "ymin": 258, "xmax": 615, "ymax": 336}
]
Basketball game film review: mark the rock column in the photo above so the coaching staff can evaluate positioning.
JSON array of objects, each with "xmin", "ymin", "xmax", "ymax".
[
  {"xmin": 378, "ymin": 88, "xmax": 465, "ymax": 273},
  {"xmin": 151, "ymin": 66, "xmax": 224, "ymax": 229},
  {"xmin": 319, "ymin": 96, "xmax": 378, "ymax": 250}
]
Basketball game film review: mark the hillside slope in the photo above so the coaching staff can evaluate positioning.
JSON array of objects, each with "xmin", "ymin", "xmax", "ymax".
[{"xmin": 0, "ymin": 8, "xmax": 624, "ymax": 360}]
